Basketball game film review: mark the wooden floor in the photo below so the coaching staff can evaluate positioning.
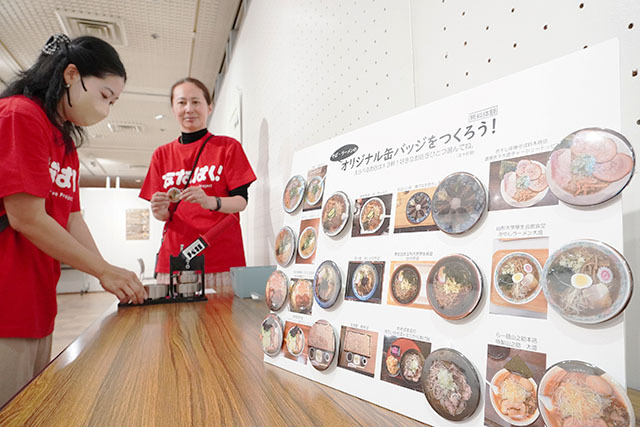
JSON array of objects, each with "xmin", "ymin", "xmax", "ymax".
[
  {"xmin": 53, "ymin": 292, "xmax": 640, "ymax": 423},
  {"xmin": 53, "ymin": 292, "xmax": 117, "ymax": 357}
]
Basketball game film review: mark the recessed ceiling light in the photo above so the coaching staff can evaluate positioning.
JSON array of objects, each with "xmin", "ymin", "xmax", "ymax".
[
  {"xmin": 154, "ymin": 114, "xmax": 164, "ymax": 120},
  {"xmin": 135, "ymin": 179, "xmax": 142, "ymax": 183}
]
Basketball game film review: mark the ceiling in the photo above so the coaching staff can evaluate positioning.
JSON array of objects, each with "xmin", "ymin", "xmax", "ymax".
[{"xmin": 0, "ymin": 0, "xmax": 242, "ymax": 187}]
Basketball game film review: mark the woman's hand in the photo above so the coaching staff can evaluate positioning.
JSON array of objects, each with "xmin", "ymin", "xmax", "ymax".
[
  {"xmin": 180, "ymin": 186, "xmax": 214, "ymax": 210},
  {"xmin": 150, "ymin": 191, "xmax": 171, "ymax": 221},
  {"xmin": 98, "ymin": 265, "xmax": 147, "ymax": 304}
]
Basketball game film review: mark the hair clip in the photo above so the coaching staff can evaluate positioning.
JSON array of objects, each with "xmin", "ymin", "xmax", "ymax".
[{"xmin": 42, "ymin": 34, "xmax": 71, "ymax": 56}]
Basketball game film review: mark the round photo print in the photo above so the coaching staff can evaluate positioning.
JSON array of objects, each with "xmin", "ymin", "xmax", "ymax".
[
  {"xmin": 538, "ymin": 360, "xmax": 635, "ymax": 427},
  {"xmin": 426, "ymin": 254, "xmax": 483, "ymax": 320},
  {"xmin": 421, "ymin": 348, "xmax": 481, "ymax": 421},
  {"xmin": 282, "ymin": 175, "xmax": 306, "ymax": 213},
  {"xmin": 313, "ymin": 260, "xmax": 342, "ymax": 308},
  {"xmin": 432, "ymin": 172, "xmax": 486, "ymax": 234},
  {"xmin": 298, "ymin": 226, "xmax": 317, "ymax": 259},
  {"xmin": 321, "ymin": 191, "xmax": 351, "ymax": 237},
  {"xmin": 541, "ymin": 240, "xmax": 632, "ymax": 324},
  {"xmin": 265, "ymin": 270, "xmax": 289, "ymax": 311},
  {"xmin": 274, "ymin": 226, "xmax": 296, "ymax": 267},
  {"xmin": 308, "ymin": 319, "xmax": 337, "ymax": 371},
  {"xmin": 305, "ymin": 175, "xmax": 325, "ymax": 206},
  {"xmin": 285, "ymin": 325, "xmax": 305, "ymax": 357},
  {"xmin": 289, "ymin": 279, "xmax": 313, "ymax": 314},
  {"xmin": 546, "ymin": 128, "xmax": 635, "ymax": 206},
  {"xmin": 390, "ymin": 264, "xmax": 421, "ymax": 305},
  {"xmin": 351, "ymin": 262, "xmax": 379, "ymax": 301},
  {"xmin": 493, "ymin": 252, "xmax": 543, "ymax": 305},
  {"xmin": 405, "ymin": 191, "xmax": 431, "ymax": 224},
  {"xmin": 260, "ymin": 314, "xmax": 283, "ymax": 357},
  {"xmin": 359, "ymin": 197, "xmax": 386, "ymax": 234}
]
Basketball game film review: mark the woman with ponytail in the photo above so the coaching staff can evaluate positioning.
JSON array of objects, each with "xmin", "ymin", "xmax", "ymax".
[{"xmin": 0, "ymin": 35, "xmax": 146, "ymax": 406}]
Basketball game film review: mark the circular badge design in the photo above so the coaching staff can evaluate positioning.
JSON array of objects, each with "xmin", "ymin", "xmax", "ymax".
[{"xmin": 432, "ymin": 172, "xmax": 486, "ymax": 234}]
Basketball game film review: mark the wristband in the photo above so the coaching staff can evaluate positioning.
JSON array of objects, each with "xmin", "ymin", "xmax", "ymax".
[{"xmin": 212, "ymin": 196, "xmax": 221, "ymax": 212}]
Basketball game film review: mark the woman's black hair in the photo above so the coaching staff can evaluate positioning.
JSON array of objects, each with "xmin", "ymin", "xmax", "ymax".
[{"xmin": 0, "ymin": 35, "xmax": 127, "ymax": 152}]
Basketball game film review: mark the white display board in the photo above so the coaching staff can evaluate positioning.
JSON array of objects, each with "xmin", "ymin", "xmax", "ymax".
[{"xmin": 264, "ymin": 40, "xmax": 629, "ymax": 426}]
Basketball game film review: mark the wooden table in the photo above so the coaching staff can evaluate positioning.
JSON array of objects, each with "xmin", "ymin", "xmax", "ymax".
[{"xmin": 0, "ymin": 287, "xmax": 425, "ymax": 426}]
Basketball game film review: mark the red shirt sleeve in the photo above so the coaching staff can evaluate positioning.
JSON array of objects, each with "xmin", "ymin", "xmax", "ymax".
[
  {"xmin": 0, "ymin": 98, "xmax": 55, "ymax": 201},
  {"xmin": 224, "ymin": 138, "xmax": 257, "ymax": 190}
]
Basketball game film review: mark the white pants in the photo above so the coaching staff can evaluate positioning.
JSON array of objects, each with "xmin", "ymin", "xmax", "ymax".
[{"xmin": 0, "ymin": 334, "xmax": 52, "ymax": 407}]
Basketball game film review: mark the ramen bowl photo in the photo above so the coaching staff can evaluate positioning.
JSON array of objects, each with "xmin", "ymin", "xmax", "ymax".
[
  {"xmin": 305, "ymin": 175, "xmax": 325, "ymax": 206},
  {"xmin": 274, "ymin": 226, "xmax": 296, "ymax": 267},
  {"xmin": 494, "ymin": 252, "xmax": 543, "ymax": 305},
  {"xmin": 500, "ymin": 159, "xmax": 549, "ymax": 208},
  {"xmin": 541, "ymin": 240, "xmax": 632, "ymax": 324},
  {"xmin": 283, "ymin": 175, "xmax": 306, "ymax": 213},
  {"xmin": 546, "ymin": 128, "xmax": 635, "ymax": 206},
  {"xmin": 537, "ymin": 360, "xmax": 634, "ymax": 427},
  {"xmin": 489, "ymin": 369, "xmax": 539, "ymax": 426},
  {"xmin": 298, "ymin": 226, "xmax": 317, "ymax": 259}
]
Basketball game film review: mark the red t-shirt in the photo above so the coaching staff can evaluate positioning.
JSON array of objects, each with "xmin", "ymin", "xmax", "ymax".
[
  {"xmin": 0, "ymin": 96, "xmax": 80, "ymax": 338},
  {"xmin": 139, "ymin": 133, "xmax": 256, "ymax": 273}
]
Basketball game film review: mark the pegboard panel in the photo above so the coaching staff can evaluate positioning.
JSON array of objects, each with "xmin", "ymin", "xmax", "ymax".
[
  {"xmin": 210, "ymin": 0, "xmax": 415, "ymax": 267},
  {"xmin": 211, "ymin": 0, "xmax": 640, "ymax": 387},
  {"xmin": 410, "ymin": 0, "xmax": 640, "ymax": 388}
]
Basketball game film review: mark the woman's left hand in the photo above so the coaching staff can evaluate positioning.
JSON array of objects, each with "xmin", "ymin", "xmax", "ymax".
[{"xmin": 180, "ymin": 186, "xmax": 215, "ymax": 210}]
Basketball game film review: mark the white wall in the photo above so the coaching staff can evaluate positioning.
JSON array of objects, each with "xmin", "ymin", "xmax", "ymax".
[
  {"xmin": 211, "ymin": 1, "xmax": 640, "ymax": 385},
  {"xmin": 57, "ymin": 188, "xmax": 164, "ymax": 293}
]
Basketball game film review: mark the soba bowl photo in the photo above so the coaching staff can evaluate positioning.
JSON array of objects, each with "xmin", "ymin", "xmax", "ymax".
[
  {"xmin": 426, "ymin": 254, "xmax": 482, "ymax": 320},
  {"xmin": 421, "ymin": 348, "xmax": 481, "ymax": 421},
  {"xmin": 546, "ymin": 128, "xmax": 635, "ymax": 206},
  {"xmin": 405, "ymin": 191, "xmax": 431, "ymax": 224},
  {"xmin": 289, "ymin": 279, "xmax": 313, "ymax": 314},
  {"xmin": 390, "ymin": 264, "xmax": 421, "ymax": 305}
]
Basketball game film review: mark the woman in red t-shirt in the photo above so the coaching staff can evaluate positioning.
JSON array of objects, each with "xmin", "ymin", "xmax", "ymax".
[
  {"xmin": 139, "ymin": 78, "xmax": 256, "ymax": 288},
  {"xmin": 0, "ymin": 35, "xmax": 146, "ymax": 406}
]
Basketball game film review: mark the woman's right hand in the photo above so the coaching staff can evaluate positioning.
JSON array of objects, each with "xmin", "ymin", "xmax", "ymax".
[
  {"xmin": 98, "ymin": 264, "xmax": 147, "ymax": 304},
  {"xmin": 150, "ymin": 191, "xmax": 170, "ymax": 221}
]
